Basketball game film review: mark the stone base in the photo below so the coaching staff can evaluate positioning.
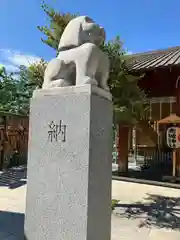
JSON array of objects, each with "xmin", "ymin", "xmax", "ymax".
[{"xmin": 24, "ymin": 85, "xmax": 113, "ymax": 240}]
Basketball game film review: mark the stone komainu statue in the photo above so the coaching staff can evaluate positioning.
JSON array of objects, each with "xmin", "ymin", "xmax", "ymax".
[{"xmin": 42, "ymin": 16, "xmax": 110, "ymax": 92}]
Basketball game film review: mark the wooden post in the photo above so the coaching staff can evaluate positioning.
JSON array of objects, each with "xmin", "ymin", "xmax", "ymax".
[
  {"xmin": 176, "ymin": 149, "xmax": 180, "ymax": 177},
  {"xmin": 175, "ymin": 77, "xmax": 180, "ymax": 176},
  {"xmin": 172, "ymin": 149, "xmax": 176, "ymax": 177},
  {"xmin": 117, "ymin": 125, "xmax": 129, "ymax": 175}
]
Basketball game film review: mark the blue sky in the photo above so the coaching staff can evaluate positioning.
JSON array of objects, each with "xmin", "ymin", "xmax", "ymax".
[{"xmin": 0, "ymin": 0, "xmax": 180, "ymax": 71}]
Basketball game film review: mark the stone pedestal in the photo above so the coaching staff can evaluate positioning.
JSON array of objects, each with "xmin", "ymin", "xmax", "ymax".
[{"xmin": 24, "ymin": 85, "xmax": 113, "ymax": 240}]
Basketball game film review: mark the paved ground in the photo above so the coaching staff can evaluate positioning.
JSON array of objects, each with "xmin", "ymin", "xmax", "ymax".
[
  {"xmin": 0, "ymin": 168, "xmax": 180, "ymax": 239},
  {"xmin": 112, "ymin": 162, "xmax": 140, "ymax": 172},
  {"xmin": 112, "ymin": 180, "xmax": 180, "ymax": 239}
]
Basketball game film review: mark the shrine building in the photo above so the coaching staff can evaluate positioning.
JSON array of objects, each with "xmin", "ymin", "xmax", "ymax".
[{"xmin": 117, "ymin": 46, "xmax": 180, "ymax": 177}]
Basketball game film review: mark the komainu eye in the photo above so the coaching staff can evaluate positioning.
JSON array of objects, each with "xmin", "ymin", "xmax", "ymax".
[{"xmin": 85, "ymin": 17, "xmax": 94, "ymax": 23}]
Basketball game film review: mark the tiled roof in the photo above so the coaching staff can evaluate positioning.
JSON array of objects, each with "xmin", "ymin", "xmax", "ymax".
[{"xmin": 127, "ymin": 46, "xmax": 180, "ymax": 71}]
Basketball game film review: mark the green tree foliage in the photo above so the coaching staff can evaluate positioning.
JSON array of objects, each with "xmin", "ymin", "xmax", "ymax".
[
  {"xmin": 37, "ymin": 1, "xmax": 77, "ymax": 53},
  {"xmin": 101, "ymin": 38, "xmax": 146, "ymax": 124},
  {"xmin": 16, "ymin": 60, "xmax": 47, "ymax": 114},
  {"xmin": 0, "ymin": 67, "xmax": 17, "ymax": 112},
  {"xmin": 23, "ymin": 59, "xmax": 47, "ymax": 88},
  {"xmin": 0, "ymin": 66, "xmax": 29, "ymax": 114}
]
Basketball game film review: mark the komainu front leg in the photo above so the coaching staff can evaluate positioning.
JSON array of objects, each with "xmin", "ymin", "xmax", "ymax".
[
  {"xmin": 99, "ymin": 56, "xmax": 110, "ymax": 92},
  {"xmin": 42, "ymin": 59, "xmax": 72, "ymax": 89},
  {"xmin": 75, "ymin": 43, "xmax": 99, "ymax": 86}
]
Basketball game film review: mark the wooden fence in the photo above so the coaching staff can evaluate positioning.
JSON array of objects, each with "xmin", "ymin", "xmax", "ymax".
[
  {"xmin": 136, "ymin": 146, "xmax": 173, "ymax": 175},
  {"xmin": 0, "ymin": 112, "xmax": 29, "ymax": 170}
]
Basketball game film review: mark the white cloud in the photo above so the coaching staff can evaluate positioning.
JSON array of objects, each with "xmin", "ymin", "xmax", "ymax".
[
  {"xmin": 0, "ymin": 49, "xmax": 41, "ymax": 72},
  {"xmin": 127, "ymin": 51, "xmax": 133, "ymax": 55},
  {"xmin": 0, "ymin": 63, "xmax": 18, "ymax": 72},
  {"xmin": 124, "ymin": 50, "xmax": 133, "ymax": 55}
]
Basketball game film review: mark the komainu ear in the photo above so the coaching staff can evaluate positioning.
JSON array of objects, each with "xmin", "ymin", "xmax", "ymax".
[
  {"xmin": 58, "ymin": 16, "xmax": 86, "ymax": 51},
  {"xmin": 100, "ymin": 27, "xmax": 106, "ymax": 42}
]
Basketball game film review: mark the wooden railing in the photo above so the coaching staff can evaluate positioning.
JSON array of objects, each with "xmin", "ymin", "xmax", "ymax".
[{"xmin": 143, "ymin": 96, "xmax": 176, "ymax": 121}]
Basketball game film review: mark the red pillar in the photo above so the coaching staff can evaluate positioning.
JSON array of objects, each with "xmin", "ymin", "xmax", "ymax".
[
  {"xmin": 175, "ymin": 77, "xmax": 180, "ymax": 176},
  {"xmin": 117, "ymin": 125, "xmax": 129, "ymax": 175}
]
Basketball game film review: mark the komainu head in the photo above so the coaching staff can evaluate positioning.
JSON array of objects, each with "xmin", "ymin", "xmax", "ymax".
[{"xmin": 58, "ymin": 16, "xmax": 106, "ymax": 51}]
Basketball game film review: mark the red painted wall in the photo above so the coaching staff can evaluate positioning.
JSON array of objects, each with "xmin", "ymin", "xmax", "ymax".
[{"xmin": 137, "ymin": 66, "xmax": 180, "ymax": 97}]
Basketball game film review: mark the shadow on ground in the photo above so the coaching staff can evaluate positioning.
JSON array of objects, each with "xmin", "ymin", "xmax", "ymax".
[
  {"xmin": 114, "ymin": 194, "xmax": 180, "ymax": 230},
  {"xmin": 113, "ymin": 169, "xmax": 180, "ymax": 185},
  {"xmin": 0, "ymin": 210, "xmax": 24, "ymax": 239},
  {"xmin": 0, "ymin": 166, "xmax": 27, "ymax": 189}
]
